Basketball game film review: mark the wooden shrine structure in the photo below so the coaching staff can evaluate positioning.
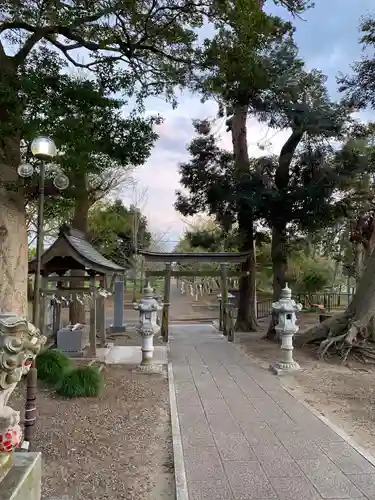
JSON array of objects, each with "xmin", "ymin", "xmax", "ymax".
[
  {"xmin": 28, "ymin": 225, "xmax": 125, "ymax": 356},
  {"xmin": 139, "ymin": 250, "xmax": 251, "ymax": 341}
]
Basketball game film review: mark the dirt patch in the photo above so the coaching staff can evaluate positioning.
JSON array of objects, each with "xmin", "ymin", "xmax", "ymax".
[
  {"xmin": 10, "ymin": 366, "xmax": 174, "ymax": 500},
  {"xmin": 237, "ymin": 314, "xmax": 375, "ymax": 456}
]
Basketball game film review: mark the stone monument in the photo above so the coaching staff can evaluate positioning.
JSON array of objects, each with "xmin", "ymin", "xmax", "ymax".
[
  {"xmin": 133, "ymin": 283, "xmax": 163, "ymax": 373},
  {"xmin": 270, "ymin": 284, "xmax": 302, "ymax": 375},
  {"xmin": 0, "ymin": 314, "xmax": 46, "ymax": 500}
]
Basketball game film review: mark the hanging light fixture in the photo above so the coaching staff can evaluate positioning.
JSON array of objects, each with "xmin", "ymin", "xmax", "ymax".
[
  {"xmin": 17, "ymin": 163, "xmax": 34, "ymax": 178},
  {"xmin": 53, "ymin": 173, "xmax": 69, "ymax": 191}
]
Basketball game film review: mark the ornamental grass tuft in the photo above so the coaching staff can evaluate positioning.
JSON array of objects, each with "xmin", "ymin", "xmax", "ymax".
[
  {"xmin": 56, "ymin": 365, "xmax": 103, "ymax": 398},
  {"xmin": 36, "ymin": 349, "xmax": 72, "ymax": 385}
]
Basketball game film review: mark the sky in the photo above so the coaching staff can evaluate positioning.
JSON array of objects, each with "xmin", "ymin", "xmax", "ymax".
[{"xmin": 120, "ymin": 0, "xmax": 375, "ymax": 251}]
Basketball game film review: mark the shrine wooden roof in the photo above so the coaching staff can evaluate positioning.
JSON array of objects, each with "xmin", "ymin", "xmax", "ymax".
[
  {"xmin": 28, "ymin": 225, "xmax": 125, "ymax": 276},
  {"xmin": 139, "ymin": 250, "xmax": 251, "ymax": 264}
]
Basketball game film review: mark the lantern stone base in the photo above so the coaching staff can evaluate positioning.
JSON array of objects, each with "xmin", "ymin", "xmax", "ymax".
[
  {"xmin": 270, "ymin": 360, "xmax": 300, "ymax": 375},
  {"xmin": 0, "ymin": 452, "xmax": 42, "ymax": 500},
  {"xmin": 109, "ymin": 324, "xmax": 127, "ymax": 333},
  {"xmin": 133, "ymin": 363, "xmax": 164, "ymax": 375}
]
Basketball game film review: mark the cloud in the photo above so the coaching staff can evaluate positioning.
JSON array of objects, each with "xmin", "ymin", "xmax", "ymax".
[{"xmin": 121, "ymin": 96, "xmax": 291, "ymax": 250}]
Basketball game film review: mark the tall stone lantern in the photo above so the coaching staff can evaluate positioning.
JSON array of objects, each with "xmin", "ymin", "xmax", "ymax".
[
  {"xmin": 270, "ymin": 284, "xmax": 302, "ymax": 375},
  {"xmin": 133, "ymin": 283, "xmax": 163, "ymax": 373},
  {"xmin": 0, "ymin": 314, "xmax": 46, "ymax": 487}
]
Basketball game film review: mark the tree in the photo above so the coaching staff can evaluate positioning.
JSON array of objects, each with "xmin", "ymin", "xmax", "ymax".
[
  {"xmin": 19, "ymin": 48, "xmax": 159, "ymax": 322},
  {"xmin": 0, "ymin": 1, "xmax": 211, "ymax": 316},
  {"xmin": 298, "ymin": 11, "xmax": 375, "ymax": 354},
  {"xmin": 295, "ymin": 133, "xmax": 375, "ymax": 354},
  {"xmin": 22, "ymin": 51, "xmax": 159, "ymax": 233},
  {"xmin": 88, "ymin": 199, "xmax": 151, "ymax": 265},
  {"xmin": 193, "ymin": 0, "xmax": 315, "ymax": 331}
]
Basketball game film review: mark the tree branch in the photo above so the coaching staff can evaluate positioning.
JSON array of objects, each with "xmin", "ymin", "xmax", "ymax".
[
  {"xmin": 13, "ymin": 28, "xmax": 50, "ymax": 64},
  {"xmin": 275, "ymin": 128, "xmax": 304, "ymax": 190},
  {"xmin": 0, "ymin": 40, "xmax": 6, "ymax": 59}
]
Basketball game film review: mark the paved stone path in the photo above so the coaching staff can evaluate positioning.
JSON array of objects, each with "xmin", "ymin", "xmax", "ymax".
[{"xmin": 170, "ymin": 323, "xmax": 375, "ymax": 500}]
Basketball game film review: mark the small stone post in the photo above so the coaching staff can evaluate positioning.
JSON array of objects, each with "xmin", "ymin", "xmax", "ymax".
[
  {"xmin": 270, "ymin": 283, "xmax": 302, "ymax": 375},
  {"xmin": 217, "ymin": 293, "xmax": 223, "ymax": 331},
  {"xmin": 217, "ymin": 292, "xmax": 234, "ymax": 338},
  {"xmin": 110, "ymin": 276, "xmax": 126, "ymax": 333},
  {"xmin": 133, "ymin": 283, "xmax": 163, "ymax": 373}
]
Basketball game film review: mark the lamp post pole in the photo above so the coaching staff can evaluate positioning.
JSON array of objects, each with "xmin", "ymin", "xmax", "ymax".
[
  {"xmin": 18, "ymin": 136, "xmax": 69, "ymax": 447},
  {"xmin": 32, "ymin": 160, "xmax": 45, "ymax": 327},
  {"xmin": 24, "ymin": 161, "xmax": 45, "ymax": 445}
]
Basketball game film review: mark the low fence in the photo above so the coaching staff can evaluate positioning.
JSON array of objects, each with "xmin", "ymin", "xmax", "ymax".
[
  {"xmin": 243, "ymin": 292, "xmax": 353, "ymax": 320},
  {"xmin": 256, "ymin": 298, "xmax": 273, "ymax": 319},
  {"xmin": 294, "ymin": 292, "xmax": 352, "ymax": 312}
]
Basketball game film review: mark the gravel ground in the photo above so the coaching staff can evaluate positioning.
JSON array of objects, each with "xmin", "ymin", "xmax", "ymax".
[{"xmin": 9, "ymin": 365, "xmax": 174, "ymax": 500}]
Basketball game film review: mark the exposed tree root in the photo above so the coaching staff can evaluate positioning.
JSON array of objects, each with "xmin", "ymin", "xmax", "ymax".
[
  {"xmin": 317, "ymin": 333, "xmax": 347, "ymax": 358},
  {"xmin": 306, "ymin": 329, "xmax": 375, "ymax": 365},
  {"xmin": 297, "ymin": 312, "xmax": 375, "ymax": 364}
]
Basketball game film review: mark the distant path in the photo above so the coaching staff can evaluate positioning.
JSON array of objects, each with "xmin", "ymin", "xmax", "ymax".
[{"xmin": 169, "ymin": 280, "xmax": 219, "ymax": 322}]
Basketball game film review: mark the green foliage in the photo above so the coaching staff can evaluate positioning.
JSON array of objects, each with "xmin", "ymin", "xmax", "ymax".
[
  {"xmin": 56, "ymin": 366, "xmax": 103, "ymax": 398},
  {"xmin": 36, "ymin": 349, "xmax": 72, "ymax": 385},
  {"xmin": 88, "ymin": 199, "xmax": 151, "ymax": 265},
  {"xmin": 300, "ymin": 269, "xmax": 330, "ymax": 294},
  {"xmin": 339, "ymin": 15, "xmax": 375, "ymax": 110},
  {"xmin": 28, "ymin": 247, "xmax": 36, "ymax": 260},
  {"xmin": 1, "ymin": 2, "xmax": 205, "ymax": 112},
  {"xmin": 176, "ymin": 122, "xmax": 364, "ymax": 241},
  {"xmin": 22, "ymin": 55, "xmax": 160, "ymax": 231}
]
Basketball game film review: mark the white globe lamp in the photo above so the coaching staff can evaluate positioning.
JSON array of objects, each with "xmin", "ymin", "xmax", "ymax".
[{"xmin": 31, "ymin": 136, "xmax": 57, "ymax": 160}]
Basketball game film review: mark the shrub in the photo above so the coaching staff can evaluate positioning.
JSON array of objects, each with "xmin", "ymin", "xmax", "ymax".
[
  {"xmin": 56, "ymin": 366, "xmax": 103, "ymax": 398},
  {"xmin": 36, "ymin": 349, "xmax": 72, "ymax": 384}
]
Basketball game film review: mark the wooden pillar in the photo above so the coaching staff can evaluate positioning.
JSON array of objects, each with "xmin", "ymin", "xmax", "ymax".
[
  {"xmin": 89, "ymin": 273, "xmax": 97, "ymax": 357},
  {"xmin": 162, "ymin": 263, "xmax": 172, "ymax": 342},
  {"xmin": 220, "ymin": 263, "xmax": 228, "ymax": 336},
  {"xmin": 96, "ymin": 295, "xmax": 106, "ymax": 347},
  {"xmin": 53, "ymin": 280, "xmax": 63, "ymax": 340}
]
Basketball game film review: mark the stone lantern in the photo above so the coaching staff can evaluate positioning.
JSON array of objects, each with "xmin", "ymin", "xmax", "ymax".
[
  {"xmin": 133, "ymin": 283, "xmax": 163, "ymax": 373},
  {"xmin": 270, "ymin": 283, "xmax": 302, "ymax": 375}
]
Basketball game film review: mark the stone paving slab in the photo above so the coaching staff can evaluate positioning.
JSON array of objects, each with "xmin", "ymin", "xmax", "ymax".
[{"xmin": 169, "ymin": 323, "xmax": 375, "ymax": 500}]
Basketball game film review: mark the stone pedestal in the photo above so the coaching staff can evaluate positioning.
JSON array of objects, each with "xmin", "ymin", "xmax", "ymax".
[{"xmin": 0, "ymin": 453, "xmax": 42, "ymax": 500}]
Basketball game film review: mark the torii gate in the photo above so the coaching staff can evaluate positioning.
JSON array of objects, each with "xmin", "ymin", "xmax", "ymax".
[{"xmin": 139, "ymin": 250, "xmax": 251, "ymax": 341}]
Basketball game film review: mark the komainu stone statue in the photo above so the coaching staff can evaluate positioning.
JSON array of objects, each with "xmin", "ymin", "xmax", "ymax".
[{"xmin": 0, "ymin": 314, "xmax": 46, "ymax": 476}]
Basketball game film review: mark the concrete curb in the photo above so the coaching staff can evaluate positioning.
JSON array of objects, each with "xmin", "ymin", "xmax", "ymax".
[
  {"xmin": 282, "ymin": 384, "xmax": 375, "ymax": 467},
  {"xmin": 167, "ymin": 356, "xmax": 189, "ymax": 500}
]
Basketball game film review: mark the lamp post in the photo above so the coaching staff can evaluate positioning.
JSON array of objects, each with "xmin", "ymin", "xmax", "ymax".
[{"xmin": 18, "ymin": 136, "xmax": 69, "ymax": 447}]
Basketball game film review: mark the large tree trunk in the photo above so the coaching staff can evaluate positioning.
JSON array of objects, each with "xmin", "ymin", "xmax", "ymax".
[
  {"xmin": 267, "ymin": 128, "xmax": 304, "ymax": 340},
  {"xmin": 0, "ymin": 54, "xmax": 28, "ymax": 317},
  {"xmin": 266, "ymin": 223, "xmax": 288, "ymax": 340},
  {"xmin": 296, "ymin": 242, "xmax": 375, "ymax": 349},
  {"xmin": 230, "ymin": 105, "xmax": 257, "ymax": 331},
  {"xmin": 69, "ymin": 175, "xmax": 91, "ymax": 324},
  {"xmin": 0, "ymin": 187, "xmax": 28, "ymax": 317},
  {"xmin": 236, "ymin": 213, "xmax": 257, "ymax": 331}
]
